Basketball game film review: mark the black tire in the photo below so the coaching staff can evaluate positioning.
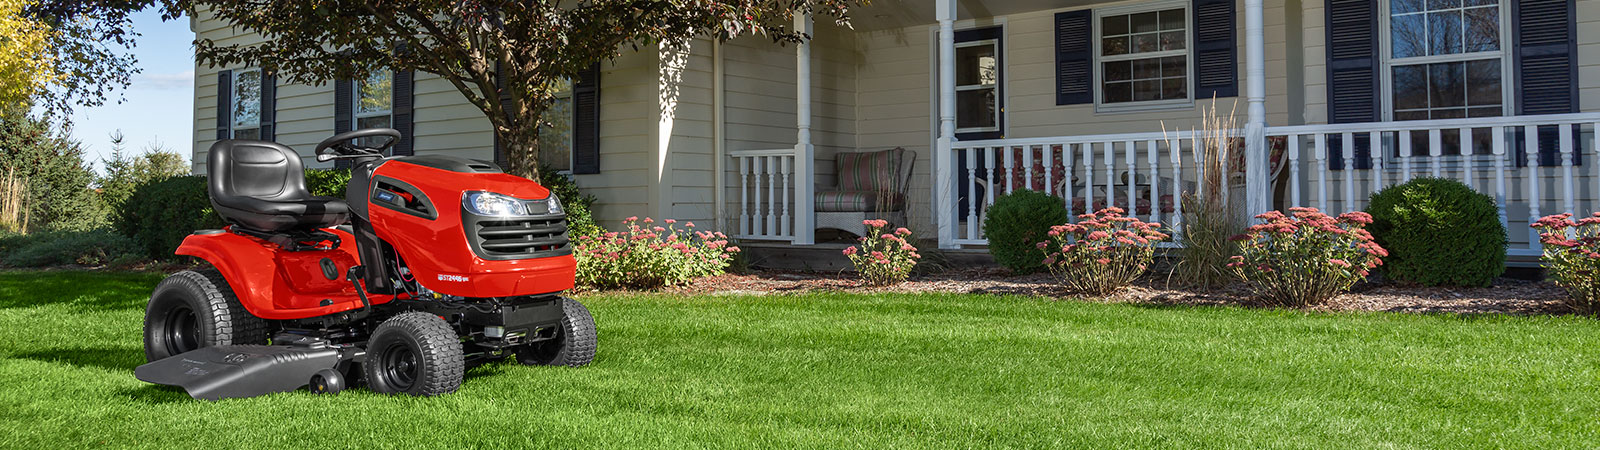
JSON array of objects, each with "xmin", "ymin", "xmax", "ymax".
[
  {"xmin": 143, "ymin": 268, "xmax": 268, "ymax": 362},
  {"xmin": 363, "ymin": 312, "xmax": 463, "ymax": 396},
  {"xmin": 516, "ymin": 297, "xmax": 597, "ymax": 367},
  {"xmin": 310, "ymin": 369, "xmax": 344, "ymax": 395}
]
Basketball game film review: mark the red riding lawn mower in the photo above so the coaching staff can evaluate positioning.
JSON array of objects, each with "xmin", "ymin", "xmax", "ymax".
[{"xmin": 134, "ymin": 128, "xmax": 596, "ymax": 400}]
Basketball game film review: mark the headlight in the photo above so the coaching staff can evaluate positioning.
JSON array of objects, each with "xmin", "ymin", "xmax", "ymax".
[
  {"xmin": 544, "ymin": 194, "xmax": 563, "ymax": 215},
  {"xmin": 462, "ymin": 191, "xmax": 526, "ymax": 217}
]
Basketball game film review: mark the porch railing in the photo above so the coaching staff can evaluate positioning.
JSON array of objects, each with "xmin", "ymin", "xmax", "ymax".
[
  {"xmin": 938, "ymin": 112, "xmax": 1600, "ymax": 258},
  {"xmin": 730, "ymin": 148, "xmax": 799, "ymax": 241}
]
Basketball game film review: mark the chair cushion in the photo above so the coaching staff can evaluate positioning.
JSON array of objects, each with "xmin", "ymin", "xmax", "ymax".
[
  {"xmin": 836, "ymin": 148, "xmax": 906, "ymax": 192},
  {"xmin": 815, "ymin": 190, "xmax": 906, "ymax": 212}
]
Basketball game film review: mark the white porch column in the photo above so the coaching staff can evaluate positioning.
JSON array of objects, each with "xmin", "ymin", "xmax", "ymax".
[
  {"xmin": 935, "ymin": 0, "xmax": 959, "ymax": 249},
  {"xmin": 1243, "ymin": 0, "xmax": 1269, "ymax": 216},
  {"xmin": 793, "ymin": 12, "xmax": 816, "ymax": 245}
]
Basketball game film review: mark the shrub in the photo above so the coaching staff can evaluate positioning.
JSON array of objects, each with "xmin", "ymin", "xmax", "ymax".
[
  {"xmin": 1038, "ymin": 207, "xmax": 1168, "ymax": 295},
  {"xmin": 983, "ymin": 189, "xmax": 1071, "ymax": 274},
  {"xmin": 98, "ymin": 136, "xmax": 188, "ymax": 212},
  {"xmin": 116, "ymin": 175, "xmax": 225, "ymax": 259},
  {"xmin": 304, "ymin": 169, "xmax": 351, "ymax": 198},
  {"xmin": 574, "ymin": 217, "xmax": 740, "ymax": 290},
  {"xmin": 538, "ymin": 165, "xmax": 599, "ymax": 238},
  {"xmin": 1530, "ymin": 213, "xmax": 1600, "ymax": 315},
  {"xmin": 0, "ymin": 230, "xmax": 141, "ymax": 267},
  {"xmin": 1366, "ymin": 177, "xmax": 1505, "ymax": 286},
  {"xmin": 842, "ymin": 220, "xmax": 920, "ymax": 285},
  {"xmin": 1230, "ymin": 208, "xmax": 1388, "ymax": 306}
]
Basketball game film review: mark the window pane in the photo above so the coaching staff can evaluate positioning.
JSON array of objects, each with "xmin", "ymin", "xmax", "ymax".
[
  {"xmin": 956, "ymin": 44, "xmax": 997, "ymax": 86},
  {"xmin": 1465, "ymin": 59, "xmax": 1501, "ymax": 107},
  {"xmin": 1158, "ymin": 9, "xmax": 1185, "ymax": 31},
  {"xmin": 956, "ymin": 89, "xmax": 996, "ymax": 128},
  {"xmin": 1464, "ymin": 0, "xmax": 1497, "ymax": 6},
  {"xmin": 1104, "ymin": 82, "xmax": 1133, "ymax": 103},
  {"xmin": 1102, "ymin": 36, "xmax": 1129, "ymax": 56},
  {"xmin": 1390, "ymin": 14, "xmax": 1426, "ymax": 58},
  {"xmin": 1104, "ymin": 61, "xmax": 1132, "ymax": 82},
  {"xmin": 356, "ymin": 71, "xmax": 393, "ymax": 115},
  {"xmin": 1468, "ymin": 106, "xmax": 1502, "ymax": 118},
  {"xmin": 1102, "ymin": 15, "xmax": 1129, "ymax": 36},
  {"xmin": 1464, "ymin": 7, "xmax": 1499, "ymax": 52},
  {"xmin": 1160, "ymin": 31, "xmax": 1186, "ymax": 51},
  {"xmin": 1392, "ymin": 65, "xmax": 1429, "ymax": 110},
  {"xmin": 1395, "ymin": 111, "xmax": 1429, "ymax": 121},
  {"xmin": 1430, "ymin": 108, "xmax": 1467, "ymax": 119},
  {"xmin": 540, "ymin": 94, "xmax": 573, "ymax": 171},
  {"xmin": 1131, "ymin": 12, "xmax": 1159, "ymax": 33},
  {"xmin": 1134, "ymin": 58, "xmax": 1160, "ymax": 79},
  {"xmin": 1392, "ymin": 0, "xmax": 1424, "ymax": 14},
  {"xmin": 1132, "ymin": 34, "xmax": 1158, "ymax": 53},
  {"xmin": 1428, "ymin": 11, "xmax": 1463, "ymax": 55},
  {"xmin": 1427, "ymin": 0, "xmax": 1462, "ymax": 9},
  {"xmin": 233, "ymin": 70, "xmax": 261, "ymax": 128},
  {"xmin": 232, "ymin": 127, "xmax": 260, "ymax": 140},
  {"xmin": 356, "ymin": 116, "xmax": 392, "ymax": 147},
  {"xmin": 1133, "ymin": 80, "xmax": 1161, "ymax": 102},
  {"xmin": 1429, "ymin": 61, "xmax": 1465, "ymax": 108},
  {"xmin": 1161, "ymin": 56, "xmax": 1186, "ymax": 77},
  {"xmin": 1162, "ymin": 78, "xmax": 1186, "ymax": 99}
]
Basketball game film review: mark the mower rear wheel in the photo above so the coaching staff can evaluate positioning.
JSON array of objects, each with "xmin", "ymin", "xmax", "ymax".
[
  {"xmin": 516, "ymin": 297, "xmax": 597, "ymax": 367},
  {"xmin": 143, "ymin": 268, "xmax": 268, "ymax": 362},
  {"xmin": 363, "ymin": 312, "xmax": 463, "ymax": 396}
]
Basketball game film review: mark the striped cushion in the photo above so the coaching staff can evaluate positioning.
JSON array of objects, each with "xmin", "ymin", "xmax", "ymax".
[
  {"xmin": 815, "ymin": 190, "xmax": 907, "ymax": 212},
  {"xmin": 836, "ymin": 148, "xmax": 906, "ymax": 192}
]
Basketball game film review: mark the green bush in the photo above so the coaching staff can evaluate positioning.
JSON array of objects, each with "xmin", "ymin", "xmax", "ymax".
[
  {"xmin": 116, "ymin": 175, "xmax": 225, "ymax": 259},
  {"xmin": 1366, "ymin": 177, "xmax": 1506, "ymax": 286},
  {"xmin": 983, "ymin": 189, "xmax": 1071, "ymax": 274},
  {"xmin": 304, "ymin": 169, "xmax": 351, "ymax": 198},
  {"xmin": 97, "ymin": 137, "xmax": 188, "ymax": 213},
  {"xmin": 0, "ymin": 230, "xmax": 141, "ymax": 267},
  {"xmin": 538, "ymin": 164, "xmax": 599, "ymax": 238}
]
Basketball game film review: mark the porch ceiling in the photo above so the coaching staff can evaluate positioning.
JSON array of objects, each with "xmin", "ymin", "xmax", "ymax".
[{"xmin": 848, "ymin": 0, "xmax": 1102, "ymax": 30}]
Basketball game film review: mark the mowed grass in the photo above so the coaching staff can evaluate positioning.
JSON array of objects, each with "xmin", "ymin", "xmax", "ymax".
[{"xmin": 0, "ymin": 271, "xmax": 1597, "ymax": 448}]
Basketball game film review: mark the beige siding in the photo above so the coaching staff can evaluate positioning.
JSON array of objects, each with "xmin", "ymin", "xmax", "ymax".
[{"xmin": 574, "ymin": 49, "xmax": 663, "ymax": 229}]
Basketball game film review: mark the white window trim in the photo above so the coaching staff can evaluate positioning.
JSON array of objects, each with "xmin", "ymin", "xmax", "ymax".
[
  {"xmin": 955, "ymin": 38, "xmax": 1002, "ymax": 134},
  {"xmin": 1093, "ymin": 0, "xmax": 1194, "ymax": 113},
  {"xmin": 1378, "ymin": 0, "xmax": 1513, "ymax": 123},
  {"xmin": 549, "ymin": 77, "xmax": 577, "ymax": 174},
  {"xmin": 354, "ymin": 70, "xmax": 394, "ymax": 124},
  {"xmin": 231, "ymin": 68, "xmax": 262, "ymax": 138}
]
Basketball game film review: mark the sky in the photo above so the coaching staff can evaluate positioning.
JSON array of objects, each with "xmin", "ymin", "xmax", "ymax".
[{"xmin": 66, "ymin": 8, "xmax": 195, "ymax": 172}]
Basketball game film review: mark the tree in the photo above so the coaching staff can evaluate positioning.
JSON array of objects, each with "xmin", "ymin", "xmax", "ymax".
[
  {"xmin": 0, "ymin": 0, "xmax": 55, "ymax": 113},
  {"xmin": 98, "ymin": 131, "xmax": 189, "ymax": 212},
  {"xmin": 0, "ymin": 115, "xmax": 107, "ymax": 232},
  {"xmin": 12, "ymin": 0, "xmax": 155, "ymax": 119},
  {"xmin": 169, "ymin": 0, "xmax": 864, "ymax": 180}
]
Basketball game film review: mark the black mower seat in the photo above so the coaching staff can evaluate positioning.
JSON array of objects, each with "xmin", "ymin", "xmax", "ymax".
[{"xmin": 207, "ymin": 140, "xmax": 349, "ymax": 232}]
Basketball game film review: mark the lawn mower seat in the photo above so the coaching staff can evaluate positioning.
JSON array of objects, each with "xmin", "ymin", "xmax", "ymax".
[{"xmin": 207, "ymin": 140, "xmax": 350, "ymax": 232}]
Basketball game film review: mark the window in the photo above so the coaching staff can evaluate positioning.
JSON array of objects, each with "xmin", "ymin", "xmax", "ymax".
[
  {"xmin": 231, "ymin": 69, "xmax": 262, "ymax": 139},
  {"xmin": 354, "ymin": 70, "xmax": 393, "ymax": 148},
  {"xmin": 1096, "ymin": 4, "xmax": 1189, "ymax": 107},
  {"xmin": 1383, "ymin": 0, "xmax": 1508, "ymax": 154},
  {"xmin": 955, "ymin": 38, "xmax": 1000, "ymax": 134},
  {"xmin": 539, "ymin": 78, "xmax": 574, "ymax": 172}
]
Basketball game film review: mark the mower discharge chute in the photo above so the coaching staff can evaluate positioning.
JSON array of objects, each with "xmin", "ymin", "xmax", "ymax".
[{"xmin": 135, "ymin": 128, "xmax": 596, "ymax": 400}]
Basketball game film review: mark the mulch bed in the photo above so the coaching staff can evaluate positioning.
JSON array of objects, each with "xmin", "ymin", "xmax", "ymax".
[{"xmin": 665, "ymin": 268, "xmax": 1573, "ymax": 316}]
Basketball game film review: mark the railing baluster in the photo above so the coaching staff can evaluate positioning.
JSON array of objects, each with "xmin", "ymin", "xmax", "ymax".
[
  {"xmin": 753, "ymin": 156, "xmax": 765, "ymax": 236},
  {"xmin": 1493, "ymin": 126, "xmax": 1510, "ymax": 235},
  {"xmin": 1315, "ymin": 133, "xmax": 1329, "ymax": 212},
  {"xmin": 1342, "ymin": 132, "xmax": 1355, "ymax": 214},
  {"xmin": 1003, "ymin": 145, "xmax": 1016, "ymax": 195},
  {"xmin": 1043, "ymin": 144, "xmax": 1055, "ymax": 198},
  {"xmin": 1560, "ymin": 123, "xmax": 1576, "ymax": 215},
  {"xmin": 1458, "ymin": 127, "xmax": 1475, "ymax": 190},
  {"xmin": 780, "ymin": 155, "xmax": 792, "ymax": 238},
  {"xmin": 1429, "ymin": 129, "xmax": 1443, "ymax": 178},
  {"xmin": 1146, "ymin": 138, "xmax": 1159, "ymax": 223},
  {"xmin": 965, "ymin": 147, "xmax": 979, "ymax": 241},
  {"xmin": 1169, "ymin": 138, "xmax": 1182, "ymax": 235},
  {"xmin": 739, "ymin": 156, "xmax": 751, "ymax": 236},
  {"xmin": 1400, "ymin": 131, "xmax": 1414, "ymax": 183},
  {"xmin": 1065, "ymin": 143, "xmax": 1076, "ymax": 210},
  {"xmin": 1526, "ymin": 125, "xmax": 1542, "ymax": 251},
  {"xmin": 1084, "ymin": 142, "xmax": 1095, "ymax": 215},
  {"xmin": 1022, "ymin": 144, "xmax": 1034, "ymax": 193},
  {"xmin": 766, "ymin": 155, "xmax": 778, "ymax": 237},
  {"xmin": 1370, "ymin": 132, "xmax": 1384, "ymax": 200},
  {"xmin": 1125, "ymin": 139, "xmax": 1137, "ymax": 214},
  {"xmin": 1104, "ymin": 141, "xmax": 1115, "ymax": 212},
  {"xmin": 984, "ymin": 146, "xmax": 998, "ymax": 210},
  {"xmin": 1288, "ymin": 134, "xmax": 1301, "ymax": 208}
]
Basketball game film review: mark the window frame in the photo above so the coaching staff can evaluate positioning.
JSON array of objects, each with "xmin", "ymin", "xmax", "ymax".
[
  {"xmin": 353, "ymin": 70, "xmax": 394, "ymax": 128},
  {"xmin": 1093, "ymin": 0, "xmax": 1194, "ymax": 112},
  {"xmin": 545, "ymin": 77, "xmax": 577, "ymax": 174},
  {"xmin": 231, "ymin": 68, "xmax": 262, "ymax": 139},
  {"xmin": 954, "ymin": 38, "xmax": 1002, "ymax": 135},
  {"xmin": 1378, "ymin": 0, "xmax": 1514, "ymax": 122}
]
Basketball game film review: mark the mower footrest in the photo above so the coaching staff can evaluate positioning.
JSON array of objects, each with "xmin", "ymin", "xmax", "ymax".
[{"xmin": 135, "ymin": 345, "xmax": 347, "ymax": 401}]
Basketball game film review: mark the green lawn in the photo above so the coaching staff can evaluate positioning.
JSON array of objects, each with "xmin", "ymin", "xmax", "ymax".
[{"xmin": 0, "ymin": 271, "xmax": 1597, "ymax": 448}]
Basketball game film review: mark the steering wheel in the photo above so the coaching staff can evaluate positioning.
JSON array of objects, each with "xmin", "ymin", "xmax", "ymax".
[{"xmin": 315, "ymin": 128, "xmax": 402, "ymax": 162}]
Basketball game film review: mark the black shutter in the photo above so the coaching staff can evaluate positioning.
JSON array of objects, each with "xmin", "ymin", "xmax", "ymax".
[
  {"xmin": 258, "ymin": 72, "xmax": 276, "ymax": 142},
  {"xmin": 391, "ymin": 70, "xmax": 415, "ymax": 156},
  {"xmin": 333, "ymin": 79, "xmax": 353, "ymax": 168},
  {"xmin": 1192, "ymin": 0, "xmax": 1238, "ymax": 99},
  {"xmin": 571, "ymin": 62, "xmax": 602, "ymax": 175},
  {"xmin": 215, "ymin": 70, "xmax": 232, "ymax": 141},
  {"xmin": 1054, "ymin": 10, "xmax": 1093, "ymax": 105},
  {"xmin": 493, "ymin": 62, "xmax": 513, "ymax": 168},
  {"xmin": 1512, "ymin": 0, "xmax": 1576, "ymax": 116},
  {"xmin": 1324, "ymin": 0, "xmax": 1379, "ymax": 170}
]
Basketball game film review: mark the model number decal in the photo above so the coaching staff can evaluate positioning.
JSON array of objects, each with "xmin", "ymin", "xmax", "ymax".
[{"xmin": 437, "ymin": 274, "xmax": 469, "ymax": 282}]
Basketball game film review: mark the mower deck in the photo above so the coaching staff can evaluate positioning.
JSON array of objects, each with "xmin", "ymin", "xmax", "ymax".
[{"xmin": 136, "ymin": 336, "xmax": 358, "ymax": 401}]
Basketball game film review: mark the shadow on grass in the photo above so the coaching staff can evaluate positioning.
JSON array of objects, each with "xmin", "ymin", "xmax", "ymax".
[
  {"xmin": 0, "ymin": 271, "xmax": 160, "ymax": 311},
  {"xmin": 8, "ymin": 346, "xmax": 146, "ymax": 372},
  {"xmin": 115, "ymin": 385, "xmax": 193, "ymax": 405}
]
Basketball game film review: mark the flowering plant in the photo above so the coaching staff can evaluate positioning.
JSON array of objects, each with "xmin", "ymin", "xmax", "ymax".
[
  {"xmin": 842, "ymin": 220, "xmax": 920, "ymax": 285},
  {"xmin": 1038, "ymin": 207, "xmax": 1168, "ymax": 295},
  {"xmin": 1229, "ymin": 207, "xmax": 1386, "ymax": 306},
  {"xmin": 1530, "ymin": 213, "xmax": 1600, "ymax": 315},
  {"xmin": 574, "ymin": 217, "xmax": 740, "ymax": 290}
]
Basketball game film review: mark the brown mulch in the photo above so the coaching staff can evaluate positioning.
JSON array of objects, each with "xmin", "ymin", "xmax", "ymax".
[{"xmin": 664, "ymin": 268, "xmax": 1573, "ymax": 316}]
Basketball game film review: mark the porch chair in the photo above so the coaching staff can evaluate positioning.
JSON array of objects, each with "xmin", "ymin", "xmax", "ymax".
[{"xmin": 814, "ymin": 147, "xmax": 916, "ymax": 237}]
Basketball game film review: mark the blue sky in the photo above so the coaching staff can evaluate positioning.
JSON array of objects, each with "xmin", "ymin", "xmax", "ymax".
[{"xmin": 67, "ymin": 8, "xmax": 194, "ymax": 171}]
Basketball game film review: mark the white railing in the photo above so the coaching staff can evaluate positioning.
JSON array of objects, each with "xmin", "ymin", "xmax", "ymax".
[
  {"xmin": 937, "ymin": 112, "xmax": 1600, "ymax": 257},
  {"xmin": 730, "ymin": 148, "xmax": 799, "ymax": 241}
]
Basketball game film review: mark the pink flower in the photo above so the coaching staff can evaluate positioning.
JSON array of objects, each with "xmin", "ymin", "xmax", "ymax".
[
  {"xmin": 895, "ymin": 227, "xmax": 912, "ymax": 236},
  {"xmin": 843, "ymin": 246, "xmax": 858, "ymax": 256},
  {"xmin": 726, "ymin": 246, "xmax": 740, "ymax": 252},
  {"xmin": 881, "ymin": 234, "xmax": 895, "ymax": 240},
  {"xmin": 625, "ymin": 216, "xmax": 638, "ymax": 222},
  {"xmin": 1087, "ymin": 231, "xmax": 1109, "ymax": 240},
  {"xmin": 1328, "ymin": 258, "xmax": 1351, "ymax": 268},
  {"xmin": 685, "ymin": 222, "xmax": 695, "ymax": 227},
  {"xmin": 1036, "ymin": 242, "xmax": 1048, "ymax": 249},
  {"xmin": 643, "ymin": 217, "xmax": 654, "ymax": 223},
  {"xmin": 1095, "ymin": 258, "xmax": 1111, "ymax": 264},
  {"xmin": 1042, "ymin": 256, "xmax": 1057, "ymax": 265},
  {"xmin": 901, "ymin": 244, "xmax": 916, "ymax": 251}
]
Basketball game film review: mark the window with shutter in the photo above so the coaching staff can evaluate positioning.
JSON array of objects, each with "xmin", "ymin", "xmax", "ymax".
[
  {"xmin": 1095, "ymin": 2, "xmax": 1191, "ymax": 110},
  {"xmin": 230, "ymin": 68, "xmax": 264, "ymax": 140}
]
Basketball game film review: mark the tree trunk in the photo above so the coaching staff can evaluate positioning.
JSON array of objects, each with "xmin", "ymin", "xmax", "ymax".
[{"xmin": 499, "ymin": 113, "xmax": 543, "ymax": 182}]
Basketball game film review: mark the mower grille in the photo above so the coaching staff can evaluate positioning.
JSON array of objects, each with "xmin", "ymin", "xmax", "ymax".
[{"xmin": 467, "ymin": 217, "xmax": 571, "ymax": 259}]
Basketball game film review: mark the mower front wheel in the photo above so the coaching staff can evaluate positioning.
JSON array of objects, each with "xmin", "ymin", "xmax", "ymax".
[
  {"xmin": 516, "ymin": 297, "xmax": 597, "ymax": 367},
  {"xmin": 363, "ymin": 312, "xmax": 464, "ymax": 396},
  {"xmin": 143, "ymin": 268, "xmax": 267, "ymax": 362}
]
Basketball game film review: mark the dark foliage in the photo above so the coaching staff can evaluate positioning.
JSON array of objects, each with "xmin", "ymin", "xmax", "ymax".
[
  {"xmin": 1367, "ymin": 177, "xmax": 1506, "ymax": 287},
  {"xmin": 983, "ymin": 190, "xmax": 1072, "ymax": 274}
]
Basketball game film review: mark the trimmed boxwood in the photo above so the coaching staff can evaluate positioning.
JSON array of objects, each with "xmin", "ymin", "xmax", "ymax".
[
  {"xmin": 1366, "ymin": 177, "xmax": 1506, "ymax": 286},
  {"xmin": 983, "ymin": 189, "xmax": 1072, "ymax": 274},
  {"xmin": 115, "ymin": 175, "xmax": 226, "ymax": 259}
]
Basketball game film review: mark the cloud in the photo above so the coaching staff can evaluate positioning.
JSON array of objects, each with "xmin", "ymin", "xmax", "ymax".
[{"xmin": 134, "ymin": 70, "xmax": 195, "ymax": 90}]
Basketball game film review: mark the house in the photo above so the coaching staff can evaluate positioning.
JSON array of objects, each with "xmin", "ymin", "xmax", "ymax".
[{"xmin": 190, "ymin": 0, "xmax": 1598, "ymax": 264}]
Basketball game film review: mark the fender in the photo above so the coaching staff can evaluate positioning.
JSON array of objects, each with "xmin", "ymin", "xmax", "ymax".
[{"xmin": 176, "ymin": 228, "xmax": 383, "ymax": 320}]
